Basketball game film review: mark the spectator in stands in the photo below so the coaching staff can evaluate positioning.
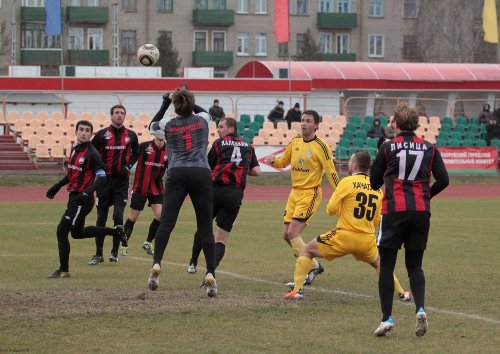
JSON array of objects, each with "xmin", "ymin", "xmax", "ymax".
[
  {"xmin": 285, "ymin": 102, "xmax": 302, "ymax": 129},
  {"xmin": 209, "ymin": 99, "xmax": 225, "ymax": 125},
  {"xmin": 486, "ymin": 109, "xmax": 500, "ymax": 146},
  {"xmin": 367, "ymin": 118, "xmax": 386, "ymax": 139},
  {"xmin": 267, "ymin": 101, "xmax": 285, "ymax": 128},
  {"xmin": 478, "ymin": 103, "xmax": 492, "ymax": 125},
  {"xmin": 385, "ymin": 118, "xmax": 396, "ymax": 139}
]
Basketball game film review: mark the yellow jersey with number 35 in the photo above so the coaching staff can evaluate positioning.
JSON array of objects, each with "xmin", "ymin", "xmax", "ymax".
[{"xmin": 326, "ymin": 173, "xmax": 383, "ymax": 234}]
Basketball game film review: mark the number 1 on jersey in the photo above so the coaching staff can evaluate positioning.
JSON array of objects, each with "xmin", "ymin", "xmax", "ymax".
[{"xmin": 182, "ymin": 132, "xmax": 192, "ymax": 151}]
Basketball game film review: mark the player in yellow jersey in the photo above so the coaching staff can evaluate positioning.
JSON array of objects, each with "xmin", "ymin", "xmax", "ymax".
[
  {"xmin": 265, "ymin": 110, "xmax": 340, "ymax": 285},
  {"xmin": 283, "ymin": 150, "xmax": 410, "ymax": 302}
]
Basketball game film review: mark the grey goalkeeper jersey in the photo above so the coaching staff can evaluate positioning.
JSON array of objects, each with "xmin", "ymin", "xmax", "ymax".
[{"xmin": 150, "ymin": 112, "xmax": 211, "ymax": 170}]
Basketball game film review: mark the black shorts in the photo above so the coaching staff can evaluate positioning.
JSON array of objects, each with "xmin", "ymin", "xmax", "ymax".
[
  {"xmin": 129, "ymin": 191, "xmax": 162, "ymax": 211},
  {"xmin": 377, "ymin": 211, "xmax": 430, "ymax": 250},
  {"xmin": 213, "ymin": 184, "xmax": 244, "ymax": 232},
  {"xmin": 60, "ymin": 192, "xmax": 94, "ymax": 228},
  {"xmin": 96, "ymin": 176, "xmax": 129, "ymax": 209}
]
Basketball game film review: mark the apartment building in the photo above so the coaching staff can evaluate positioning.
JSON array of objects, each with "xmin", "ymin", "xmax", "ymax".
[{"xmin": 0, "ymin": 1, "xmax": 485, "ymax": 77}]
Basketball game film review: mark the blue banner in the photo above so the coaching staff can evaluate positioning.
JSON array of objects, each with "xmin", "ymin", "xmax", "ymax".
[{"xmin": 45, "ymin": 0, "xmax": 62, "ymax": 36}]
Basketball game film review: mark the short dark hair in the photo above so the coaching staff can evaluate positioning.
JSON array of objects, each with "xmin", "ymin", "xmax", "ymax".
[
  {"xmin": 76, "ymin": 120, "xmax": 93, "ymax": 134},
  {"xmin": 172, "ymin": 89, "xmax": 195, "ymax": 117},
  {"xmin": 302, "ymin": 110, "xmax": 320, "ymax": 124},
  {"xmin": 353, "ymin": 150, "xmax": 371, "ymax": 172},
  {"xmin": 393, "ymin": 102, "xmax": 418, "ymax": 131},
  {"xmin": 278, "ymin": 101, "xmax": 284, "ymax": 105},
  {"xmin": 110, "ymin": 104, "xmax": 126, "ymax": 116},
  {"xmin": 213, "ymin": 99, "xmax": 219, "ymax": 104},
  {"xmin": 221, "ymin": 117, "xmax": 237, "ymax": 134},
  {"xmin": 294, "ymin": 102, "xmax": 300, "ymax": 109}
]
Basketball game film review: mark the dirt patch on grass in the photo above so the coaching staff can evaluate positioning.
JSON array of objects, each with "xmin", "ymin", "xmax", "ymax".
[{"xmin": 0, "ymin": 289, "xmax": 289, "ymax": 318}]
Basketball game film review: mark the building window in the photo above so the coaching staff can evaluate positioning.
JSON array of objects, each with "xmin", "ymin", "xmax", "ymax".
[
  {"xmin": 237, "ymin": 32, "xmax": 249, "ymax": 55},
  {"xmin": 22, "ymin": 0, "xmax": 44, "ymax": 6},
  {"xmin": 369, "ymin": 0, "xmax": 384, "ymax": 17},
  {"xmin": 88, "ymin": 28, "xmax": 102, "ymax": 50},
  {"xmin": 336, "ymin": 33, "xmax": 348, "ymax": 54},
  {"xmin": 255, "ymin": 0, "xmax": 267, "ymax": 14},
  {"xmin": 21, "ymin": 23, "xmax": 61, "ymax": 48},
  {"xmin": 402, "ymin": 35, "xmax": 419, "ymax": 60},
  {"xmin": 337, "ymin": 0, "xmax": 351, "ymax": 13},
  {"xmin": 237, "ymin": 0, "xmax": 248, "ymax": 13},
  {"xmin": 291, "ymin": 0, "xmax": 309, "ymax": 15},
  {"xmin": 319, "ymin": 33, "xmax": 331, "ymax": 54},
  {"xmin": 214, "ymin": 71, "xmax": 228, "ymax": 78},
  {"xmin": 368, "ymin": 34, "xmax": 384, "ymax": 57},
  {"xmin": 255, "ymin": 33, "xmax": 267, "ymax": 56},
  {"xmin": 158, "ymin": 30, "xmax": 172, "ymax": 42},
  {"xmin": 296, "ymin": 33, "xmax": 305, "ymax": 55},
  {"xmin": 194, "ymin": 31, "xmax": 207, "ymax": 51},
  {"xmin": 121, "ymin": 30, "xmax": 136, "ymax": 54},
  {"xmin": 195, "ymin": 0, "xmax": 207, "ymax": 9},
  {"xmin": 69, "ymin": 0, "xmax": 81, "ymax": 6},
  {"xmin": 68, "ymin": 28, "xmax": 83, "ymax": 50},
  {"xmin": 123, "ymin": 0, "xmax": 136, "ymax": 11},
  {"xmin": 318, "ymin": 0, "xmax": 334, "ymax": 13},
  {"xmin": 157, "ymin": 0, "xmax": 173, "ymax": 13},
  {"xmin": 213, "ymin": 31, "xmax": 226, "ymax": 52},
  {"xmin": 213, "ymin": 0, "xmax": 226, "ymax": 10},
  {"xmin": 278, "ymin": 42, "xmax": 289, "ymax": 57},
  {"xmin": 88, "ymin": 0, "xmax": 100, "ymax": 7},
  {"xmin": 403, "ymin": 0, "xmax": 418, "ymax": 18}
]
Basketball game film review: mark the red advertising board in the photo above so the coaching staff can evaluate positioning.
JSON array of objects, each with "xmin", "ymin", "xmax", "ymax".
[{"xmin": 438, "ymin": 147, "xmax": 498, "ymax": 172}]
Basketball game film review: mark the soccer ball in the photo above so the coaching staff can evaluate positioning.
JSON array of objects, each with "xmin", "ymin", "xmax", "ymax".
[{"xmin": 137, "ymin": 44, "xmax": 160, "ymax": 66}]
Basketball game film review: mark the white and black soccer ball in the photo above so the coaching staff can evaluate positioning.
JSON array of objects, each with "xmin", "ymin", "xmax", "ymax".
[{"xmin": 137, "ymin": 44, "xmax": 160, "ymax": 66}]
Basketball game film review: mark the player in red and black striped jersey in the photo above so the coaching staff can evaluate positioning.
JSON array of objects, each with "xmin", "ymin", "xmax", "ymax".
[
  {"xmin": 370, "ymin": 102, "xmax": 449, "ymax": 337},
  {"xmin": 122, "ymin": 135, "xmax": 168, "ymax": 256},
  {"xmin": 89, "ymin": 104, "xmax": 139, "ymax": 265},
  {"xmin": 46, "ymin": 120, "xmax": 127, "ymax": 278},
  {"xmin": 188, "ymin": 117, "xmax": 261, "ymax": 273}
]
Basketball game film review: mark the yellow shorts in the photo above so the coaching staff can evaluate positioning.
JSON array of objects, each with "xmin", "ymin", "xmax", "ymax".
[
  {"xmin": 316, "ymin": 229, "xmax": 378, "ymax": 263},
  {"xmin": 283, "ymin": 187, "xmax": 322, "ymax": 225}
]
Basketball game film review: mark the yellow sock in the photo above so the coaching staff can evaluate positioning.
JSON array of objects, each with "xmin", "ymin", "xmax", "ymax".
[
  {"xmin": 294, "ymin": 256, "xmax": 314, "ymax": 292},
  {"xmin": 290, "ymin": 237, "xmax": 306, "ymax": 257},
  {"xmin": 375, "ymin": 266, "xmax": 405, "ymax": 295}
]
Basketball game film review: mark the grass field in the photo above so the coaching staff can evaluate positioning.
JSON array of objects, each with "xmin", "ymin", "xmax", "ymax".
[{"xmin": 0, "ymin": 197, "xmax": 499, "ymax": 353}]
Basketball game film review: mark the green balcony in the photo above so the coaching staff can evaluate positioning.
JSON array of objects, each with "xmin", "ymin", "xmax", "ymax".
[
  {"xmin": 317, "ymin": 12, "xmax": 358, "ymax": 29},
  {"xmin": 192, "ymin": 9, "xmax": 234, "ymax": 26},
  {"xmin": 192, "ymin": 51, "xmax": 233, "ymax": 67},
  {"xmin": 67, "ymin": 7, "xmax": 108, "ymax": 23},
  {"xmin": 21, "ymin": 50, "xmax": 62, "ymax": 65},
  {"xmin": 20, "ymin": 7, "xmax": 46, "ymax": 22},
  {"xmin": 68, "ymin": 50, "xmax": 109, "ymax": 65},
  {"xmin": 322, "ymin": 53, "xmax": 357, "ymax": 61}
]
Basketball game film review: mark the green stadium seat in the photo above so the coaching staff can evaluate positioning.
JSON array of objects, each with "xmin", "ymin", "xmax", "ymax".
[
  {"xmin": 490, "ymin": 139, "xmax": 500, "ymax": 149},
  {"xmin": 363, "ymin": 116, "xmax": 374, "ymax": 125},
  {"xmin": 465, "ymin": 132, "xmax": 478, "ymax": 140},
  {"xmin": 378, "ymin": 116, "xmax": 389, "ymax": 126},
  {"xmin": 456, "ymin": 116, "xmax": 468, "ymax": 126},
  {"xmin": 335, "ymin": 146, "xmax": 350, "ymax": 160},
  {"xmin": 349, "ymin": 115, "xmax": 361, "ymax": 126},
  {"xmin": 341, "ymin": 130, "xmax": 354, "ymax": 140},
  {"xmin": 480, "ymin": 131, "xmax": 487, "ymax": 140},
  {"xmin": 249, "ymin": 121, "xmax": 261, "ymax": 133},
  {"xmin": 440, "ymin": 124, "xmax": 452, "ymax": 133},
  {"xmin": 451, "ymin": 132, "xmax": 463, "ymax": 140},
  {"xmin": 352, "ymin": 138, "xmax": 365, "ymax": 149},
  {"xmin": 442, "ymin": 117, "xmax": 453, "ymax": 126},
  {"xmin": 254, "ymin": 114, "xmax": 265, "ymax": 125},
  {"xmin": 469, "ymin": 117, "xmax": 479, "ymax": 125},
  {"xmin": 366, "ymin": 147, "xmax": 377, "ymax": 159},
  {"xmin": 436, "ymin": 139, "xmax": 448, "ymax": 147},
  {"xmin": 338, "ymin": 139, "xmax": 350, "ymax": 148},
  {"xmin": 449, "ymin": 139, "xmax": 461, "ymax": 147},
  {"xmin": 359, "ymin": 123, "xmax": 372, "ymax": 133},
  {"xmin": 242, "ymin": 129, "xmax": 255, "ymax": 143},
  {"xmin": 461, "ymin": 139, "xmax": 473, "ymax": 147},
  {"xmin": 240, "ymin": 114, "xmax": 251, "ymax": 125},
  {"xmin": 366, "ymin": 138, "xmax": 378, "ymax": 149},
  {"xmin": 467, "ymin": 124, "xmax": 481, "ymax": 134},
  {"xmin": 454, "ymin": 125, "xmax": 467, "ymax": 133},
  {"xmin": 474, "ymin": 139, "xmax": 486, "ymax": 147},
  {"xmin": 237, "ymin": 121, "xmax": 246, "ymax": 132},
  {"xmin": 344, "ymin": 122, "xmax": 357, "ymax": 132}
]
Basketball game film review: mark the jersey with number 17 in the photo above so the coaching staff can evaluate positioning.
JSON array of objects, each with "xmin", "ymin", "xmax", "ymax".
[
  {"xmin": 208, "ymin": 133, "xmax": 259, "ymax": 189},
  {"xmin": 372, "ymin": 132, "xmax": 447, "ymax": 214}
]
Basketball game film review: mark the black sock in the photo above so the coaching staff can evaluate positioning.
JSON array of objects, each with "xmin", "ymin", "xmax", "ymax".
[
  {"xmin": 146, "ymin": 219, "xmax": 160, "ymax": 243},
  {"xmin": 215, "ymin": 242, "xmax": 226, "ymax": 268},
  {"xmin": 124, "ymin": 218, "xmax": 135, "ymax": 240}
]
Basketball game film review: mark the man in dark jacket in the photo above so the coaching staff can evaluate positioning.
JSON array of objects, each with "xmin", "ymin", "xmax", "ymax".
[
  {"xmin": 209, "ymin": 99, "xmax": 225, "ymax": 125},
  {"xmin": 367, "ymin": 118, "xmax": 386, "ymax": 139},
  {"xmin": 268, "ymin": 101, "xmax": 285, "ymax": 128},
  {"xmin": 285, "ymin": 102, "xmax": 302, "ymax": 129},
  {"xmin": 486, "ymin": 109, "xmax": 500, "ymax": 146}
]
